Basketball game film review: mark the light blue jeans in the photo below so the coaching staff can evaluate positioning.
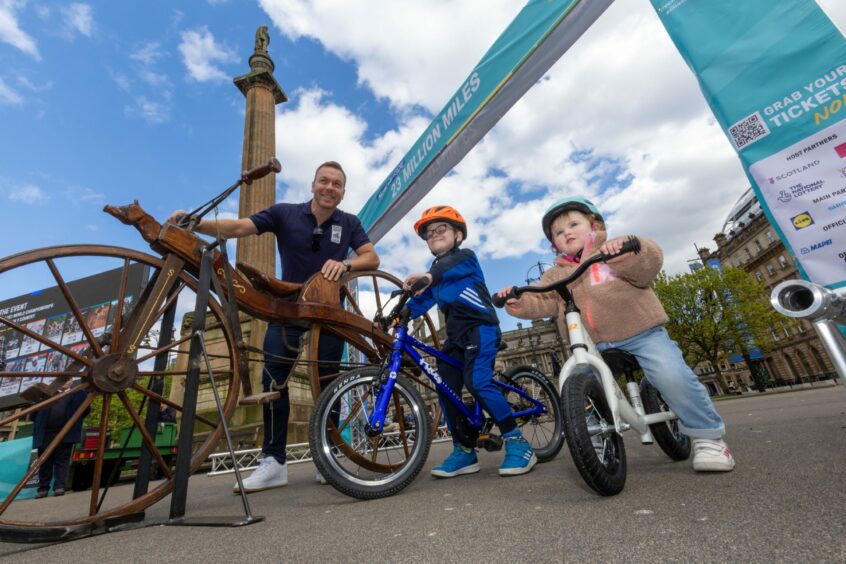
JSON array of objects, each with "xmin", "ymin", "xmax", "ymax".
[{"xmin": 596, "ymin": 325, "xmax": 725, "ymax": 440}]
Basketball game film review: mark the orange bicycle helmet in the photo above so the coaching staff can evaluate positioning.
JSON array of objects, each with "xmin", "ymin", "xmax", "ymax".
[{"xmin": 414, "ymin": 205, "xmax": 468, "ymax": 240}]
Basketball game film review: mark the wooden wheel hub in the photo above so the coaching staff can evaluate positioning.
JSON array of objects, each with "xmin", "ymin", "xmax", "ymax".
[{"xmin": 91, "ymin": 353, "xmax": 139, "ymax": 393}]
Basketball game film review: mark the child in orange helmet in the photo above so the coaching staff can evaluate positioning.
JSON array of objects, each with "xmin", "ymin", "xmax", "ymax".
[{"xmin": 404, "ymin": 206, "xmax": 536, "ymax": 477}]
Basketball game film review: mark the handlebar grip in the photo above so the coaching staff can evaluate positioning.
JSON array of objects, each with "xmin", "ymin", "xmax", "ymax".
[
  {"xmin": 619, "ymin": 235, "xmax": 641, "ymax": 255},
  {"xmin": 491, "ymin": 287, "xmax": 517, "ymax": 308},
  {"xmin": 242, "ymin": 157, "xmax": 282, "ymax": 184},
  {"xmin": 601, "ymin": 235, "xmax": 641, "ymax": 261},
  {"xmin": 409, "ymin": 277, "xmax": 429, "ymax": 294}
]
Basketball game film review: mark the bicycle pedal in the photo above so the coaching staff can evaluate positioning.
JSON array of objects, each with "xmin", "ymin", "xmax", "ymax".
[{"xmin": 477, "ymin": 434, "xmax": 503, "ymax": 452}]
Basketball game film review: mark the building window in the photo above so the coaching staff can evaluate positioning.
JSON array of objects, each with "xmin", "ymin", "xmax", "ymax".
[
  {"xmin": 778, "ymin": 255, "xmax": 789, "ymax": 268},
  {"xmin": 766, "ymin": 231, "xmax": 775, "ymax": 243},
  {"xmin": 755, "ymin": 272, "xmax": 763, "ymax": 282},
  {"xmin": 766, "ymin": 264, "xmax": 776, "ymax": 276},
  {"xmin": 754, "ymin": 239, "xmax": 763, "ymax": 252},
  {"xmin": 745, "ymin": 248, "xmax": 753, "ymax": 260}
]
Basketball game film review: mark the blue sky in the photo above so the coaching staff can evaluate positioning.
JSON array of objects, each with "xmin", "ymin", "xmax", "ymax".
[{"xmin": 2, "ymin": 0, "xmax": 845, "ymax": 331}]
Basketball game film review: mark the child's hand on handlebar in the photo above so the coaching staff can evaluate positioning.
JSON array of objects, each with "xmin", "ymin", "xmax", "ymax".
[
  {"xmin": 496, "ymin": 286, "xmax": 519, "ymax": 307},
  {"xmin": 600, "ymin": 236, "xmax": 628, "ymax": 257},
  {"xmin": 403, "ymin": 273, "xmax": 432, "ymax": 295}
]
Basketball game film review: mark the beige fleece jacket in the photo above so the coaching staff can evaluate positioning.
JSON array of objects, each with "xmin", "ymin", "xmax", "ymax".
[{"xmin": 506, "ymin": 231, "xmax": 668, "ymax": 344}]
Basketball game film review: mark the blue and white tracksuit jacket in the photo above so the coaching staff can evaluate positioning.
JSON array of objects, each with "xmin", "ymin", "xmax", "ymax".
[{"xmin": 408, "ymin": 248, "xmax": 516, "ymax": 436}]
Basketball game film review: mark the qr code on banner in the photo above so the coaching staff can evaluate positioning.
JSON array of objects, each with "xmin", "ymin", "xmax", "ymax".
[{"xmin": 728, "ymin": 111, "xmax": 770, "ymax": 150}]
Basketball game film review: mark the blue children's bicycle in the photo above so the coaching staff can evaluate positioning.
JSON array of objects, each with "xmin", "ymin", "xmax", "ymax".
[{"xmin": 309, "ymin": 289, "xmax": 564, "ymax": 499}]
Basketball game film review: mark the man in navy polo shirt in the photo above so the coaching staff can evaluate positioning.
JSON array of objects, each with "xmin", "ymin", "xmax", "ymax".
[{"xmin": 172, "ymin": 161, "xmax": 379, "ymax": 492}]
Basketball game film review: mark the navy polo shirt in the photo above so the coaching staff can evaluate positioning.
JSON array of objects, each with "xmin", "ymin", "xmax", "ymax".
[{"xmin": 249, "ymin": 202, "xmax": 370, "ymax": 284}]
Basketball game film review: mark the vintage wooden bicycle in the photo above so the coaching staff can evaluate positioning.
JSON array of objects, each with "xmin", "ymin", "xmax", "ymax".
[{"xmin": 0, "ymin": 159, "xmax": 443, "ymax": 534}]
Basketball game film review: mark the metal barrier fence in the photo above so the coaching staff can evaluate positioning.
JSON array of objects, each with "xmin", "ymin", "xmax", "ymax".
[{"xmin": 207, "ymin": 425, "xmax": 451, "ymax": 476}]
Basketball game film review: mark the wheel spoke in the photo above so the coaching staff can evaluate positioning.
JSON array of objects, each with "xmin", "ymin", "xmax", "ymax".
[
  {"xmin": 110, "ymin": 258, "xmax": 131, "ymax": 351},
  {"xmin": 90, "ymin": 393, "xmax": 112, "ymax": 515},
  {"xmin": 372, "ymin": 275, "xmax": 383, "ymax": 314},
  {"xmin": 0, "ymin": 371, "xmax": 83, "ymax": 378},
  {"xmin": 0, "ymin": 383, "xmax": 89, "ymax": 427},
  {"xmin": 117, "ymin": 392, "xmax": 172, "ymax": 479},
  {"xmin": 46, "ymin": 258, "xmax": 103, "ymax": 358},
  {"xmin": 0, "ymin": 392, "xmax": 93, "ymax": 515},
  {"xmin": 392, "ymin": 391, "xmax": 410, "ymax": 457},
  {"xmin": 130, "ymin": 383, "xmax": 216, "ymax": 428},
  {"xmin": 0, "ymin": 316, "xmax": 90, "ymax": 366}
]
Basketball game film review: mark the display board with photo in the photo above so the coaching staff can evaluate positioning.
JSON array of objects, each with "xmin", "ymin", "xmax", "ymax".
[{"xmin": 0, "ymin": 263, "xmax": 148, "ymax": 400}]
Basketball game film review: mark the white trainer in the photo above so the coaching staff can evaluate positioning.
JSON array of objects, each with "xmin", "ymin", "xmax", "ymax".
[
  {"xmin": 233, "ymin": 457, "xmax": 288, "ymax": 493},
  {"xmin": 692, "ymin": 439, "xmax": 736, "ymax": 472},
  {"xmin": 315, "ymin": 469, "xmax": 328, "ymax": 485}
]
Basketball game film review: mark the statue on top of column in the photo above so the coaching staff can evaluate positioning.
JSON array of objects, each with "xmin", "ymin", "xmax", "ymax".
[{"xmin": 255, "ymin": 25, "xmax": 270, "ymax": 54}]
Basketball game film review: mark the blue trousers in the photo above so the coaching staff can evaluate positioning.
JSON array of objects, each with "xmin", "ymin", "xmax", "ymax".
[
  {"xmin": 37, "ymin": 432, "xmax": 73, "ymax": 492},
  {"xmin": 596, "ymin": 325, "xmax": 725, "ymax": 439},
  {"xmin": 436, "ymin": 324, "xmax": 516, "ymax": 440},
  {"xmin": 262, "ymin": 322, "xmax": 344, "ymax": 464}
]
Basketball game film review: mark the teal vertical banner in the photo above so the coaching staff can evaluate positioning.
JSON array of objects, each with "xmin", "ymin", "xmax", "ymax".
[{"xmin": 652, "ymin": 0, "xmax": 846, "ymax": 289}]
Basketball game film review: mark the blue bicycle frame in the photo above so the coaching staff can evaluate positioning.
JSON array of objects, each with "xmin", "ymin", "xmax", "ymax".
[{"xmin": 367, "ymin": 324, "xmax": 547, "ymax": 434}]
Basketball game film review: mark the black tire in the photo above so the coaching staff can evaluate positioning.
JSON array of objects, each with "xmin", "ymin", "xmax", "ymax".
[
  {"xmin": 561, "ymin": 371, "xmax": 626, "ymax": 496},
  {"xmin": 499, "ymin": 366, "xmax": 564, "ymax": 462},
  {"xmin": 640, "ymin": 378, "xmax": 691, "ymax": 461},
  {"xmin": 70, "ymin": 463, "xmax": 94, "ymax": 491},
  {"xmin": 309, "ymin": 367, "xmax": 432, "ymax": 500}
]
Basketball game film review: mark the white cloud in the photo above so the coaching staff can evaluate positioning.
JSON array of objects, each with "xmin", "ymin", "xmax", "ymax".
[
  {"xmin": 259, "ymin": 0, "xmax": 523, "ymax": 112},
  {"xmin": 0, "ymin": 76, "xmax": 22, "ymax": 105},
  {"xmin": 8, "ymin": 184, "xmax": 49, "ymax": 204},
  {"xmin": 0, "ymin": 0, "xmax": 40, "ymax": 59},
  {"xmin": 17, "ymin": 75, "xmax": 52, "ymax": 92},
  {"xmin": 61, "ymin": 2, "xmax": 94, "ymax": 39},
  {"xmin": 178, "ymin": 26, "xmax": 238, "ymax": 83},
  {"xmin": 64, "ymin": 185, "xmax": 105, "ymax": 204},
  {"xmin": 130, "ymin": 41, "xmax": 164, "ymax": 66},
  {"xmin": 125, "ymin": 96, "xmax": 170, "ymax": 124}
]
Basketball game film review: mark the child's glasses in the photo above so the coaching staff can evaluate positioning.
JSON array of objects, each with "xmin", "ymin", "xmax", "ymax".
[{"xmin": 424, "ymin": 224, "xmax": 452, "ymax": 240}]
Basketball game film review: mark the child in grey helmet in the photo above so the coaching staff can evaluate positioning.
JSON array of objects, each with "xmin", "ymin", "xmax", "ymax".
[{"xmin": 498, "ymin": 196, "xmax": 735, "ymax": 472}]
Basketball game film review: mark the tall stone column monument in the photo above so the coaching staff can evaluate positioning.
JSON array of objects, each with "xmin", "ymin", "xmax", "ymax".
[
  {"xmin": 233, "ymin": 27, "xmax": 287, "ymax": 406},
  {"xmin": 234, "ymin": 25, "xmax": 287, "ymax": 274}
]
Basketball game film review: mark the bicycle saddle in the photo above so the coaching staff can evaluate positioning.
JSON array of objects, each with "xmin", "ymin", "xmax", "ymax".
[
  {"xmin": 600, "ymin": 348, "xmax": 641, "ymax": 377},
  {"xmin": 236, "ymin": 261, "xmax": 302, "ymax": 298}
]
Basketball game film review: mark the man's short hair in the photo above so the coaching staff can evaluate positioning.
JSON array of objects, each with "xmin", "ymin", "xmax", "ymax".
[{"xmin": 314, "ymin": 161, "xmax": 346, "ymax": 186}]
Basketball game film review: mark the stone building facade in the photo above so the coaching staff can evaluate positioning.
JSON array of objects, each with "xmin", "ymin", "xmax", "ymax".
[{"xmin": 696, "ymin": 187, "xmax": 837, "ymax": 391}]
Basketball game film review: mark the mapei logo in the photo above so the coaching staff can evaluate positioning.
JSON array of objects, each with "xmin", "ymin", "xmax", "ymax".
[
  {"xmin": 777, "ymin": 190, "xmax": 791, "ymax": 203},
  {"xmin": 791, "ymin": 212, "xmax": 814, "ymax": 230},
  {"xmin": 799, "ymin": 239, "xmax": 832, "ymax": 254}
]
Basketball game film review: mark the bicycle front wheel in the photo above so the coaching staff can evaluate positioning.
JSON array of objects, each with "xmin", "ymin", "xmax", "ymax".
[
  {"xmin": 561, "ymin": 371, "xmax": 626, "ymax": 496},
  {"xmin": 309, "ymin": 367, "xmax": 432, "ymax": 500},
  {"xmin": 498, "ymin": 366, "xmax": 564, "ymax": 462}
]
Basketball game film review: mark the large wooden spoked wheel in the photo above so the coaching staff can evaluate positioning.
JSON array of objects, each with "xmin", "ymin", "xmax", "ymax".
[
  {"xmin": 306, "ymin": 270, "xmax": 443, "ymax": 470},
  {"xmin": 0, "ymin": 246, "xmax": 239, "ymax": 528},
  {"xmin": 306, "ymin": 270, "xmax": 441, "ymax": 398}
]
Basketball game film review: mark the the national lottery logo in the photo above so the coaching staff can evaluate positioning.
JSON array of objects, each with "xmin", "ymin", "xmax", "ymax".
[
  {"xmin": 777, "ymin": 190, "xmax": 792, "ymax": 203},
  {"xmin": 791, "ymin": 211, "xmax": 814, "ymax": 230}
]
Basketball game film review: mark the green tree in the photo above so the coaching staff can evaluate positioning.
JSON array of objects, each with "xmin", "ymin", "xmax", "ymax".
[{"xmin": 654, "ymin": 266, "xmax": 791, "ymax": 393}]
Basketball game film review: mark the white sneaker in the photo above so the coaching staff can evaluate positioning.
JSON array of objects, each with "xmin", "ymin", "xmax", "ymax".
[
  {"xmin": 233, "ymin": 457, "xmax": 288, "ymax": 493},
  {"xmin": 315, "ymin": 469, "xmax": 328, "ymax": 485},
  {"xmin": 692, "ymin": 439, "xmax": 736, "ymax": 472}
]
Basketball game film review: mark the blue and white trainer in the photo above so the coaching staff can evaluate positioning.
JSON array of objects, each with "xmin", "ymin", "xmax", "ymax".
[
  {"xmin": 499, "ymin": 435, "xmax": 537, "ymax": 476},
  {"xmin": 431, "ymin": 445, "xmax": 480, "ymax": 478}
]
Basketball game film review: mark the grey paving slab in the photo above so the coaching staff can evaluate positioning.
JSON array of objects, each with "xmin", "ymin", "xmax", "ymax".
[{"xmin": 1, "ymin": 386, "xmax": 844, "ymax": 563}]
